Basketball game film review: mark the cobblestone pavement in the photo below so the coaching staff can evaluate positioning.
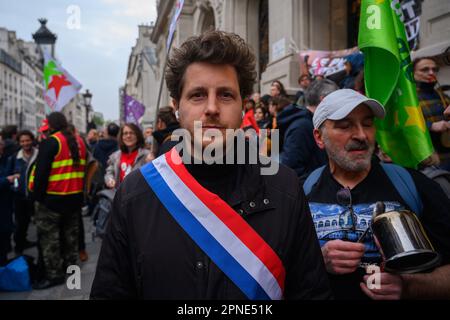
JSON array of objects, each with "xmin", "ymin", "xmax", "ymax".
[{"xmin": 0, "ymin": 214, "xmax": 101, "ymax": 300}]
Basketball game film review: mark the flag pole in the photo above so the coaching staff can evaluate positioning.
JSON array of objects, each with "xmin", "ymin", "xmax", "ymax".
[{"xmin": 153, "ymin": 34, "xmax": 175, "ymax": 126}]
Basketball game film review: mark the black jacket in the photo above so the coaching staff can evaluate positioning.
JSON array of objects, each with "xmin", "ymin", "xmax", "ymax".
[
  {"xmin": 0, "ymin": 154, "xmax": 14, "ymax": 233},
  {"xmin": 92, "ymin": 138, "xmax": 118, "ymax": 170},
  {"xmin": 152, "ymin": 123, "xmax": 181, "ymax": 157},
  {"xmin": 277, "ymin": 104, "xmax": 327, "ymax": 183},
  {"xmin": 90, "ymin": 150, "xmax": 332, "ymax": 300},
  {"xmin": 3, "ymin": 138, "xmax": 19, "ymax": 158}
]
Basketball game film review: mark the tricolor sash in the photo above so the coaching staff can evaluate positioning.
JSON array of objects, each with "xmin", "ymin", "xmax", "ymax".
[{"xmin": 140, "ymin": 148, "xmax": 285, "ymax": 300}]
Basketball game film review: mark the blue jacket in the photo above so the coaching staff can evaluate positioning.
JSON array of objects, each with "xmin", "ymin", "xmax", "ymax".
[
  {"xmin": 277, "ymin": 104, "xmax": 327, "ymax": 182},
  {"xmin": 0, "ymin": 154, "xmax": 14, "ymax": 233}
]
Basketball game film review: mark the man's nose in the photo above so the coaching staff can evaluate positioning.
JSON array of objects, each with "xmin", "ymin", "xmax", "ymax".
[
  {"xmin": 204, "ymin": 95, "xmax": 220, "ymax": 116},
  {"xmin": 352, "ymin": 124, "xmax": 368, "ymax": 140}
]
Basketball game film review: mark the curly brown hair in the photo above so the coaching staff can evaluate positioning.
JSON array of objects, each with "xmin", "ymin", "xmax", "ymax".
[{"xmin": 165, "ymin": 30, "xmax": 257, "ymax": 102}]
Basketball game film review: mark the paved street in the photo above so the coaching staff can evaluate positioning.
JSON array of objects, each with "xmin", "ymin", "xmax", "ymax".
[{"xmin": 0, "ymin": 214, "xmax": 101, "ymax": 300}]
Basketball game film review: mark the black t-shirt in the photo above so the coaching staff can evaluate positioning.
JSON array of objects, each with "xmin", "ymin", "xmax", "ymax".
[{"xmin": 307, "ymin": 159, "xmax": 450, "ymax": 299}]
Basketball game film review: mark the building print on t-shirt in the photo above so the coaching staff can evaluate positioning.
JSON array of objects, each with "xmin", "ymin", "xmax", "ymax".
[
  {"xmin": 309, "ymin": 201, "xmax": 405, "ymax": 263},
  {"xmin": 119, "ymin": 149, "xmax": 139, "ymax": 182},
  {"xmin": 120, "ymin": 162, "xmax": 131, "ymax": 177},
  {"xmin": 121, "ymin": 162, "xmax": 132, "ymax": 178}
]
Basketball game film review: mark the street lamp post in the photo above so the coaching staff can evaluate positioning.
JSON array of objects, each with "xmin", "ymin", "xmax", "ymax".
[
  {"xmin": 19, "ymin": 108, "xmax": 23, "ymax": 130},
  {"xmin": 83, "ymin": 89, "xmax": 92, "ymax": 134},
  {"xmin": 0, "ymin": 95, "xmax": 5, "ymax": 127},
  {"xmin": 33, "ymin": 19, "xmax": 56, "ymax": 131},
  {"xmin": 32, "ymin": 18, "xmax": 57, "ymax": 57}
]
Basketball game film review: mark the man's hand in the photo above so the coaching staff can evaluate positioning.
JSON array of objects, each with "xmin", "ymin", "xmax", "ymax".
[
  {"xmin": 321, "ymin": 240, "xmax": 365, "ymax": 275},
  {"xmin": 444, "ymin": 105, "xmax": 450, "ymax": 118},
  {"xmin": 430, "ymin": 120, "xmax": 450, "ymax": 133},
  {"xmin": 6, "ymin": 174, "xmax": 19, "ymax": 183},
  {"xmin": 360, "ymin": 272, "xmax": 403, "ymax": 300}
]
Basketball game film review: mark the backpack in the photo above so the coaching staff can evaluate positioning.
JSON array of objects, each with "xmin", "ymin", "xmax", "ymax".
[
  {"xmin": 0, "ymin": 256, "xmax": 32, "ymax": 292},
  {"xmin": 92, "ymin": 189, "xmax": 116, "ymax": 239},
  {"xmin": 421, "ymin": 166, "xmax": 450, "ymax": 200},
  {"xmin": 303, "ymin": 163, "xmax": 423, "ymax": 216}
]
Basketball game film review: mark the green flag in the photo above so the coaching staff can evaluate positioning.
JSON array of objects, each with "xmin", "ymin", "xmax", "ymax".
[{"xmin": 358, "ymin": 0, "xmax": 433, "ymax": 168}]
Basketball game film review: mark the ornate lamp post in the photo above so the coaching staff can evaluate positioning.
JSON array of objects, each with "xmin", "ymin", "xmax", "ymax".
[
  {"xmin": 83, "ymin": 89, "xmax": 92, "ymax": 134},
  {"xmin": 32, "ymin": 18, "xmax": 57, "ymax": 57}
]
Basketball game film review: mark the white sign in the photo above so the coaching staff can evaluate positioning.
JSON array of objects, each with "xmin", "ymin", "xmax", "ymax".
[{"xmin": 272, "ymin": 38, "xmax": 286, "ymax": 61}]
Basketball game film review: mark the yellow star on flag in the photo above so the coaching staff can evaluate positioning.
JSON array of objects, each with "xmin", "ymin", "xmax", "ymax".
[{"xmin": 404, "ymin": 106, "xmax": 426, "ymax": 132}]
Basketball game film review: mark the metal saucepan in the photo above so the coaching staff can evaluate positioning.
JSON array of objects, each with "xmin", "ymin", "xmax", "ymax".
[{"xmin": 371, "ymin": 209, "xmax": 441, "ymax": 274}]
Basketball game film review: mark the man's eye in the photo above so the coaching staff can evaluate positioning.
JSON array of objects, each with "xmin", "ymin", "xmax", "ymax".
[
  {"xmin": 220, "ymin": 92, "xmax": 234, "ymax": 99},
  {"xmin": 336, "ymin": 122, "xmax": 350, "ymax": 129},
  {"xmin": 190, "ymin": 92, "xmax": 205, "ymax": 100}
]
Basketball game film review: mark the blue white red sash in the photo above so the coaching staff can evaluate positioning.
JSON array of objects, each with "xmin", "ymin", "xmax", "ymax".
[{"xmin": 140, "ymin": 148, "xmax": 285, "ymax": 300}]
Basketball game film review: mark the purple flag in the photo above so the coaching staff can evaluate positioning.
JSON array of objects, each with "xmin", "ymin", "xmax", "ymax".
[{"xmin": 124, "ymin": 95, "xmax": 145, "ymax": 125}]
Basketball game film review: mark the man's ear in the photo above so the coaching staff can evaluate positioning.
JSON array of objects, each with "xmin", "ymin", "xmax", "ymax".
[
  {"xmin": 313, "ymin": 128, "xmax": 325, "ymax": 150},
  {"xmin": 172, "ymin": 98, "xmax": 179, "ymax": 111}
]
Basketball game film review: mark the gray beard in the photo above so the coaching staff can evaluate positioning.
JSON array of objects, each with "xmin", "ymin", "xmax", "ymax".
[{"xmin": 322, "ymin": 133, "xmax": 374, "ymax": 173}]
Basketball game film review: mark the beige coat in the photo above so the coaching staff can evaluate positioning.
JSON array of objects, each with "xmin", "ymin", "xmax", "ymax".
[{"xmin": 104, "ymin": 148, "xmax": 150, "ymax": 187}]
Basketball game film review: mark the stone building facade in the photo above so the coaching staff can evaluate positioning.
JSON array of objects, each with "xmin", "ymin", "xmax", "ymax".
[
  {"xmin": 124, "ymin": 25, "xmax": 159, "ymax": 128},
  {"xmin": 61, "ymin": 93, "xmax": 85, "ymax": 134},
  {"xmin": 147, "ymin": 0, "xmax": 450, "ymax": 109},
  {"xmin": 412, "ymin": 0, "xmax": 450, "ymax": 86},
  {"xmin": 150, "ymin": 0, "xmax": 354, "ymax": 104}
]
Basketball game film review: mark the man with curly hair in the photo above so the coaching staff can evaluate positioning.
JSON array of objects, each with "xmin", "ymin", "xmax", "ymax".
[{"xmin": 91, "ymin": 31, "xmax": 331, "ymax": 300}]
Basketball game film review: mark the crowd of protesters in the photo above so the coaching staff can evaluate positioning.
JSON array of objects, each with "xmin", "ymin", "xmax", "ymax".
[
  {"xmin": 0, "ymin": 105, "xmax": 184, "ymax": 289},
  {"xmin": 88, "ymin": 31, "xmax": 450, "ymax": 300},
  {"xmin": 1, "ymin": 37, "xmax": 450, "ymax": 298}
]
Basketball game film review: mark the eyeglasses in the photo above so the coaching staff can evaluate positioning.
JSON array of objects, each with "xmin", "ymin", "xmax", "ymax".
[
  {"xmin": 419, "ymin": 67, "xmax": 439, "ymax": 73},
  {"xmin": 317, "ymin": 187, "xmax": 368, "ymax": 243},
  {"xmin": 336, "ymin": 187, "xmax": 358, "ymax": 239}
]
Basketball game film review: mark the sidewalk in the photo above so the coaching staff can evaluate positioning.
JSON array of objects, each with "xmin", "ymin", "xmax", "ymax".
[{"xmin": 0, "ymin": 214, "xmax": 101, "ymax": 300}]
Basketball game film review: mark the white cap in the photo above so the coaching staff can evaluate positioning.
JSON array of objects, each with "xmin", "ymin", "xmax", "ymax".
[{"xmin": 313, "ymin": 89, "xmax": 385, "ymax": 129}]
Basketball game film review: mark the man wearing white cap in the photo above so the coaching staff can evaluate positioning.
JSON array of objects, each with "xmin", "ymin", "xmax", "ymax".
[{"xmin": 303, "ymin": 89, "xmax": 450, "ymax": 300}]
